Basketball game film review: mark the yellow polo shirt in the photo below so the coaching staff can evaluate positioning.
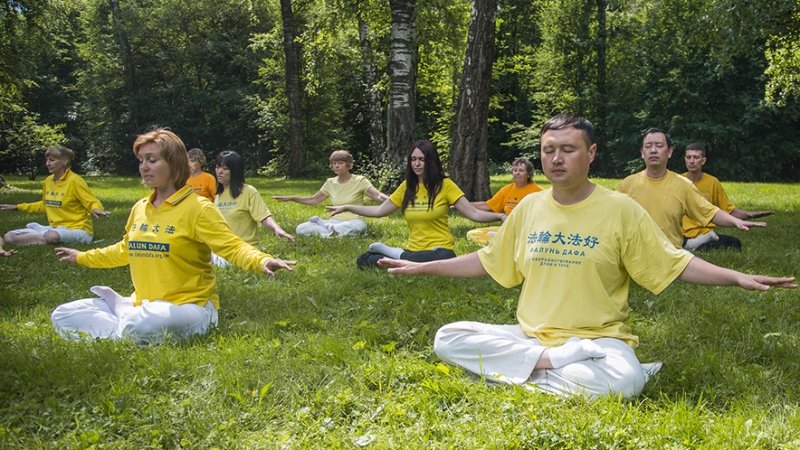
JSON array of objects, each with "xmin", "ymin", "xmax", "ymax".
[
  {"xmin": 17, "ymin": 169, "xmax": 104, "ymax": 235},
  {"xmin": 77, "ymin": 185, "xmax": 272, "ymax": 309}
]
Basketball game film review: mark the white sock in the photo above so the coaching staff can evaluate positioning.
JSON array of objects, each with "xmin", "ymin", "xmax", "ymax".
[
  {"xmin": 547, "ymin": 337, "xmax": 607, "ymax": 368},
  {"xmin": 368, "ymin": 242, "xmax": 403, "ymax": 259}
]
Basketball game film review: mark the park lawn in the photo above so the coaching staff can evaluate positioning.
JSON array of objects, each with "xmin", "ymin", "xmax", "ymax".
[{"xmin": 1, "ymin": 174, "xmax": 799, "ymax": 449}]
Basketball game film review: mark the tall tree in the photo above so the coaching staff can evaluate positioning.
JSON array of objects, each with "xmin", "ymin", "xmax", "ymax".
[
  {"xmin": 448, "ymin": 0, "xmax": 496, "ymax": 201},
  {"xmin": 356, "ymin": 1, "xmax": 386, "ymax": 161},
  {"xmin": 280, "ymin": 0, "xmax": 305, "ymax": 177},
  {"xmin": 386, "ymin": 0, "xmax": 417, "ymax": 168}
]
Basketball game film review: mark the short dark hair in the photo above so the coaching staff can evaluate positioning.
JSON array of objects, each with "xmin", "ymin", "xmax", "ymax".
[
  {"xmin": 684, "ymin": 142, "xmax": 706, "ymax": 156},
  {"xmin": 540, "ymin": 114, "xmax": 595, "ymax": 148},
  {"xmin": 641, "ymin": 127, "xmax": 672, "ymax": 148}
]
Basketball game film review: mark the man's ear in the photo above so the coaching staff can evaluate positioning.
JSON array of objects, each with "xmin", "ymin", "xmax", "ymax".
[{"xmin": 589, "ymin": 143, "xmax": 597, "ymax": 163}]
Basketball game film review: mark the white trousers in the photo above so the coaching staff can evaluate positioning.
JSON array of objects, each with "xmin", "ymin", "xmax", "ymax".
[
  {"xmin": 434, "ymin": 321, "xmax": 649, "ymax": 398},
  {"xmin": 51, "ymin": 286, "xmax": 218, "ymax": 343},
  {"xmin": 295, "ymin": 218, "xmax": 367, "ymax": 238}
]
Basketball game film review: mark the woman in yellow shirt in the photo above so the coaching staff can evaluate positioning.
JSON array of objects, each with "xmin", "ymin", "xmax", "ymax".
[
  {"xmin": 50, "ymin": 129, "xmax": 295, "ymax": 343},
  {"xmin": 328, "ymin": 139, "xmax": 504, "ymax": 268},
  {"xmin": 0, "ymin": 145, "xmax": 111, "ymax": 252},
  {"xmin": 272, "ymin": 150, "xmax": 388, "ymax": 237},
  {"xmin": 213, "ymin": 151, "xmax": 294, "ymax": 266}
]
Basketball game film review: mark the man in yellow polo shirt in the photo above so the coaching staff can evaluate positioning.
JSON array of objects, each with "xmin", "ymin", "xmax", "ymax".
[
  {"xmin": 617, "ymin": 128, "xmax": 766, "ymax": 249},
  {"xmin": 379, "ymin": 114, "xmax": 795, "ymax": 399},
  {"xmin": 681, "ymin": 143, "xmax": 774, "ymax": 251}
]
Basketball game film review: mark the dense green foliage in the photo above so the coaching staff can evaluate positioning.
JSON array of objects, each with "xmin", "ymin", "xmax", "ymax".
[
  {"xmin": 1, "ymin": 175, "xmax": 799, "ymax": 447},
  {"xmin": 1, "ymin": 0, "xmax": 799, "ymax": 181}
]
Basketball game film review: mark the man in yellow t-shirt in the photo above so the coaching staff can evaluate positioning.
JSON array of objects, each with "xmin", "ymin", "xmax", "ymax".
[
  {"xmin": 617, "ymin": 128, "xmax": 765, "ymax": 249},
  {"xmin": 379, "ymin": 114, "xmax": 796, "ymax": 399},
  {"xmin": 681, "ymin": 143, "xmax": 774, "ymax": 251},
  {"xmin": 467, "ymin": 157, "xmax": 543, "ymax": 245}
]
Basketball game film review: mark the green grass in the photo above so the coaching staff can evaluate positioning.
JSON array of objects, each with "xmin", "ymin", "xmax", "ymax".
[{"xmin": 1, "ymin": 174, "xmax": 799, "ymax": 449}]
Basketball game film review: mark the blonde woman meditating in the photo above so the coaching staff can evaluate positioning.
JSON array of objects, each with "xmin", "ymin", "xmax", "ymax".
[{"xmin": 273, "ymin": 150, "xmax": 387, "ymax": 237}]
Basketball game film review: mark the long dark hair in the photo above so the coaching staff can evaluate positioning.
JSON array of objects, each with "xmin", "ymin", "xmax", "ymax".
[
  {"xmin": 215, "ymin": 151, "xmax": 245, "ymax": 199},
  {"xmin": 401, "ymin": 139, "xmax": 446, "ymax": 212}
]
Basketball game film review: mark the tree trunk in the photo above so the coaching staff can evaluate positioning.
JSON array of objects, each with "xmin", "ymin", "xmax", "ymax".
[
  {"xmin": 280, "ymin": 0, "xmax": 305, "ymax": 177},
  {"xmin": 108, "ymin": 0, "xmax": 138, "ymax": 131},
  {"xmin": 448, "ymin": 0, "xmax": 496, "ymax": 201},
  {"xmin": 357, "ymin": 8, "xmax": 385, "ymax": 162},
  {"xmin": 595, "ymin": 0, "xmax": 608, "ymax": 169},
  {"xmin": 386, "ymin": 0, "xmax": 417, "ymax": 169}
]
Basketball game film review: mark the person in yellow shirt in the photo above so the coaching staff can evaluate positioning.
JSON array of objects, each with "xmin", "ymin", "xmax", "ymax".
[
  {"xmin": 50, "ymin": 129, "xmax": 295, "ymax": 343},
  {"xmin": 0, "ymin": 145, "xmax": 111, "ymax": 252},
  {"xmin": 681, "ymin": 143, "xmax": 774, "ymax": 251},
  {"xmin": 213, "ymin": 150, "xmax": 295, "ymax": 267},
  {"xmin": 466, "ymin": 157, "xmax": 543, "ymax": 245},
  {"xmin": 186, "ymin": 148, "xmax": 217, "ymax": 202},
  {"xmin": 327, "ymin": 139, "xmax": 505, "ymax": 268},
  {"xmin": 379, "ymin": 114, "xmax": 795, "ymax": 399},
  {"xmin": 272, "ymin": 150, "xmax": 388, "ymax": 237},
  {"xmin": 617, "ymin": 128, "xmax": 765, "ymax": 248}
]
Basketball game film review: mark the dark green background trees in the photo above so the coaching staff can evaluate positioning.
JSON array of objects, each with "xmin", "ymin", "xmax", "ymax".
[{"xmin": 2, "ymin": 0, "xmax": 799, "ymax": 187}]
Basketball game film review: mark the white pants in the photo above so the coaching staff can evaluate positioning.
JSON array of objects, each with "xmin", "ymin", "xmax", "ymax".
[
  {"xmin": 434, "ymin": 321, "xmax": 649, "ymax": 398},
  {"xmin": 9, "ymin": 222, "xmax": 92, "ymax": 244},
  {"xmin": 51, "ymin": 286, "xmax": 218, "ymax": 343},
  {"xmin": 295, "ymin": 218, "xmax": 367, "ymax": 237}
]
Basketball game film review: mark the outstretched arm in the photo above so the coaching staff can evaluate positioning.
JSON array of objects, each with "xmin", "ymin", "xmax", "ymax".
[
  {"xmin": 378, "ymin": 252, "xmax": 488, "ymax": 278},
  {"xmin": 261, "ymin": 258, "xmax": 296, "ymax": 276},
  {"xmin": 327, "ymin": 198, "xmax": 398, "ymax": 218},
  {"xmin": 54, "ymin": 247, "xmax": 80, "ymax": 264},
  {"xmin": 272, "ymin": 191, "xmax": 328, "ymax": 205},
  {"xmin": 261, "ymin": 216, "xmax": 296, "ymax": 242},
  {"xmin": 470, "ymin": 201, "xmax": 492, "ymax": 211},
  {"xmin": 677, "ymin": 257, "xmax": 796, "ymax": 291},
  {"xmin": 453, "ymin": 197, "xmax": 505, "ymax": 223},
  {"xmin": 731, "ymin": 207, "xmax": 774, "ymax": 220},
  {"xmin": 711, "ymin": 209, "xmax": 766, "ymax": 231},
  {"xmin": 0, "ymin": 204, "xmax": 18, "ymax": 211},
  {"xmin": 365, "ymin": 186, "xmax": 389, "ymax": 203}
]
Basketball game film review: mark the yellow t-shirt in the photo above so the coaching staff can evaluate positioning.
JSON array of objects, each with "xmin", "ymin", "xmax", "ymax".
[
  {"xmin": 320, "ymin": 174, "xmax": 375, "ymax": 221},
  {"xmin": 17, "ymin": 169, "xmax": 104, "ymax": 235},
  {"xmin": 389, "ymin": 178, "xmax": 465, "ymax": 251},
  {"xmin": 215, "ymin": 184, "xmax": 272, "ymax": 246},
  {"xmin": 485, "ymin": 181, "xmax": 543, "ymax": 215},
  {"xmin": 478, "ymin": 185, "xmax": 692, "ymax": 347},
  {"xmin": 76, "ymin": 185, "xmax": 272, "ymax": 309},
  {"xmin": 681, "ymin": 172, "xmax": 736, "ymax": 238},
  {"xmin": 617, "ymin": 171, "xmax": 718, "ymax": 248},
  {"xmin": 187, "ymin": 171, "xmax": 217, "ymax": 202}
]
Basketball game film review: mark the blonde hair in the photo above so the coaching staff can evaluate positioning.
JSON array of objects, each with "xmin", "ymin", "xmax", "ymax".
[
  {"xmin": 44, "ymin": 145, "xmax": 75, "ymax": 166},
  {"xmin": 133, "ymin": 128, "xmax": 189, "ymax": 190},
  {"xmin": 329, "ymin": 150, "xmax": 354, "ymax": 164}
]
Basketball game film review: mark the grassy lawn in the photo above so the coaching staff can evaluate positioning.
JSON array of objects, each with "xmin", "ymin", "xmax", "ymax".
[{"xmin": 1, "ymin": 174, "xmax": 799, "ymax": 448}]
